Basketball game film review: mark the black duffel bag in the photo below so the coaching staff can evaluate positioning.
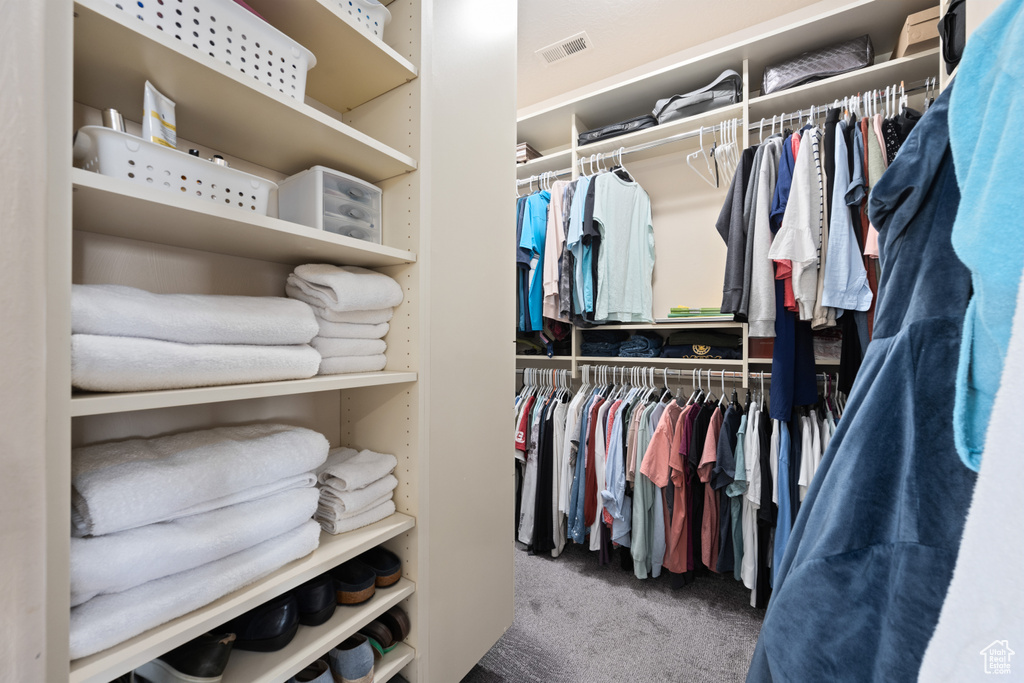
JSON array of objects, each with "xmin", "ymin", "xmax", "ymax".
[
  {"xmin": 762, "ymin": 34, "xmax": 874, "ymax": 95},
  {"xmin": 577, "ymin": 114, "xmax": 658, "ymax": 147}
]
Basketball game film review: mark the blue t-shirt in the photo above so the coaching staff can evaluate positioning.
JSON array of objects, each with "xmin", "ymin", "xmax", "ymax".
[{"xmin": 520, "ymin": 191, "xmax": 550, "ymax": 332}]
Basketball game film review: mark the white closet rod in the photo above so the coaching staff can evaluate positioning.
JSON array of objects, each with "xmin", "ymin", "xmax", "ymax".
[
  {"xmin": 517, "ymin": 366, "xmax": 836, "ymax": 382},
  {"xmin": 746, "ymin": 75, "xmax": 937, "ymax": 133},
  {"xmin": 516, "ymin": 119, "xmax": 736, "ymax": 187}
]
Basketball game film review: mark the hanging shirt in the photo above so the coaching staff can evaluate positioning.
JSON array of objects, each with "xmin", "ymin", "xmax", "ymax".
[
  {"xmin": 748, "ymin": 137, "xmax": 784, "ymax": 337},
  {"xmin": 592, "ymin": 172, "xmax": 656, "ymax": 323},
  {"xmin": 520, "ymin": 191, "xmax": 551, "ymax": 331},
  {"xmin": 516, "ymin": 197, "xmax": 531, "ymax": 331},
  {"xmin": 698, "ymin": 406, "xmax": 723, "ymax": 572},
  {"xmin": 565, "ymin": 177, "xmax": 591, "ymax": 318},
  {"xmin": 822, "ymin": 119, "xmax": 874, "ymax": 312},
  {"xmin": 542, "ymin": 181, "xmax": 571, "ymax": 322}
]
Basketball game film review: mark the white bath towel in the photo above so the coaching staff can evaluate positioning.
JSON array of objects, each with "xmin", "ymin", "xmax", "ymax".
[
  {"xmin": 72, "ymin": 334, "xmax": 321, "ymax": 392},
  {"xmin": 318, "ymin": 499, "xmax": 396, "ymax": 535},
  {"xmin": 317, "ymin": 448, "xmax": 397, "ymax": 492},
  {"xmin": 72, "ymin": 284, "xmax": 318, "ymax": 345},
  {"xmin": 72, "ymin": 423, "xmax": 328, "ymax": 537},
  {"xmin": 319, "ymin": 474, "xmax": 397, "ymax": 515},
  {"xmin": 318, "ymin": 355, "xmax": 387, "ymax": 375},
  {"xmin": 318, "ymin": 493, "xmax": 393, "ymax": 522},
  {"xmin": 311, "ymin": 337, "xmax": 387, "ymax": 357},
  {"xmin": 288, "ymin": 265, "xmax": 404, "ymax": 311},
  {"xmin": 71, "ymin": 488, "xmax": 319, "ymax": 606},
  {"xmin": 285, "ymin": 284, "xmax": 394, "ymax": 324},
  {"xmin": 69, "ymin": 520, "xmax": 321, "ymax": 660},
  {"xmin": 315, "ymin": 316, "xmax": 389, "ymax": 340},
  {"xmin": 315, "ymin": 447, "xmax": 358, "ymax": 479}
]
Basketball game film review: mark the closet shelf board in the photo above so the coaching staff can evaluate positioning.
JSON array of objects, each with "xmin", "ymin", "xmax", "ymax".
[
  {"xmin": 221, "ymin": 584, "xmax": 415, "ymax": 683},
  {"xmin": 516, "ymin": 0, "xmax": 937, "ymax": 151},
  {"xmin": 748, "ymin": 48, "xmax": 940, "ymax": 120},
  {"xmin": 575, "ymin": 103, "xmax": 744, "ymax": 164},
  {"xmin": 73, "ymin": 0, "xmax": 416, "ymax": 181},
  {"xmin": 243, "ymin": 0, "xmax": 417, "ymax": 113},
  {"xmin": 515, "ymin": 355, "xmax": 573, "ymax": 362},
  {"xmin": 749, "ymin": 357, "xmax": 841, "ymax": 366},
  {"xmin": 69, "ymin": 515, "xmax": 416, "ymax": 683},
  {"xmin": 578, "ymin": 357, "xmax": 744, "ymax": 367},
  {"xmin": 72, "ymin": 170, "xmax": 417, "ymax": 267},
  {"xmin": 598, "ymin": 322, "xmax": 746, "ymax": 331},
  {"xmin": 516, "ymin": 149, "xmax": 573, "ymax": 180},
  {"xmin": 373, "ymin": 642, "xmax": 417, "ymax": 683},
  {"xmin": 70, "ymin": 372, "xmax": 418, "ymax": 417}
]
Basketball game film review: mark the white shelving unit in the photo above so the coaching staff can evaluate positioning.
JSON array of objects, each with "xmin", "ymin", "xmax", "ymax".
[
  {"xmin": 6, "ymin": 0, "xmax": 512, "ymax": 681},
  {"xmin": 515, "ymin": 0, "xmax": 942, "ymax": 387}
]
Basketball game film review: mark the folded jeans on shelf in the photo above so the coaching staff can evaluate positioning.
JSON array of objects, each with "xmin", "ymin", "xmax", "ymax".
[
  {"xmin": 71, "ymin": 334, "xmax": 321, "ymax": 393},
  {"xmin": 72, "ymin": 423, "xmax": 328, "ymax": 537},
  {"xmin": 618, "ymin": 348, "xmax": 661, "ymax": 358},
  {"xmin": 69, "ymin": 520, "xmax": 321, "ymax": 660},
  {"xmin": 71, "ymin": 284, "xmax": 318, "ymax": 346},
  {"xmin": 71, "ymin": 488, "xmax": 320, "ymax": 606},
  {"xmin": 580, "ymin": 342, "xmax": 624, "ymax": 357}
]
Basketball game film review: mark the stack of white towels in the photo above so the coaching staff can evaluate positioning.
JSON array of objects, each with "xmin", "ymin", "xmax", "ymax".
[
  {"xmin": 314, "ymin": 447, "xmax": 399, "ymax": 534},
  {"xmin": 71, "ymin": 284, "xmax": 321, "ymax": 392},
  {"xmin": 285, "ymin": 264, "xmax": 404, "ymax": 375},
  {"xmin": 69, "ymin": 423, "xmax": 329, "ymax": 660}
]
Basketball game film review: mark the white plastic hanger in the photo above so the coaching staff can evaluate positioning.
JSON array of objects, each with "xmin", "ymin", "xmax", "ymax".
[{"xmin": 686, "ymin": 126, "xmax": 719, "ymax": 188}]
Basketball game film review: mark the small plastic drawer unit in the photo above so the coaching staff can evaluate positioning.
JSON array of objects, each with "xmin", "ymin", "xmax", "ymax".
[{"xmin": 278, "ymin": 166, "xmax": 382, "ymax": 244}]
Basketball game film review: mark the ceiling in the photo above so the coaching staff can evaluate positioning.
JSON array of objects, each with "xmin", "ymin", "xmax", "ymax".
[{"xmin": 517, "ymin": 0, "xmax": 825, "ymax": 111}]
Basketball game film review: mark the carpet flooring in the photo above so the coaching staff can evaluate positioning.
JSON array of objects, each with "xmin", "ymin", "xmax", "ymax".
[{"xmin": 460, "ymin": 543, "xmax": 764, "ymax": 683}]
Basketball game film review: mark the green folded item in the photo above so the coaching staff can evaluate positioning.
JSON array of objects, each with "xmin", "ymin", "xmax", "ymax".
[{"xmin": 670, "ymin": 307, "xmax": 691, "ymax": 313}]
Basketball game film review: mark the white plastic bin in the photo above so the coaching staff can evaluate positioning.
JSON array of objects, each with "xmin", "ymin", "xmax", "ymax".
[
  {"xmin": 278, "ymin": 166, "xmax": 382, "ymax": 244},
  {"xmin": 73, "ymin": 126, "xmax": 278, "ymax": 215},
  {"xmin": 332, "ymin": 0, "xmax": 390, "ymax": 42},
  {"xmin": 98, "ymin": 0, "xmax": 317, "ymax": 100}
]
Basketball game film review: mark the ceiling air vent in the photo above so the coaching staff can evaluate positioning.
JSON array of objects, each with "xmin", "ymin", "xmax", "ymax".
[{"xmin": 535, "ymin": 31, "xmax": 592, "ymax": 66}]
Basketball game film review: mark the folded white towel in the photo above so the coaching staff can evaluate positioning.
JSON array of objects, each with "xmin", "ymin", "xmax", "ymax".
[
  {"xmin": 317, "ymin": 448, "xmax": 397, "ymax": 492},
  {"xmin": 315, "ymin": 491, "xmax": 391, "ymax": 524},
  {"xmin": 288, "ymin": 265, "xmax": 404, "ymax": 312},
  {"xmin": 319, "ymin": 355, "xmax": 387, "ymax": 375},
  {"xmin": 311, "ymin": 337, "xmax": 387, "ymax": 357},
  {"xmin": 72, "ymin": 335, "xmax": 321, "ymax": 392},
  {"xmin": 69, "ymin": 520, "xmax": 321, "ymax": 660},
  {"xmin": 72, "ymin": 284, "xmax": 318, "ymax": 345},
  {"xmin": 315, "ymin": 447, "xmax": 358, "ymax": 479},
  {"xmin": 71, "ymin": 488, "xmax": 319, "ymax": 606},
  {"xmin": 285, "ymin": 284, "xmax": 394, "ymax": 324},
  {"xmin": 318, "ymin": 492, "xmax": 392, "ymax": 521},
  {"xmin": 319, "ymin": 474, "xmax": 397, "ymax": 515},
  {"xmin": 317, "ymin": 499, "xmax": 396, "ymax": 535},
  {"xmin": 72, "ymin": 423, "xmax": 329, "ymax": 537},
  {"xmin": 315, "ymin": 316, "xmax": 389, "ymax": 340}
]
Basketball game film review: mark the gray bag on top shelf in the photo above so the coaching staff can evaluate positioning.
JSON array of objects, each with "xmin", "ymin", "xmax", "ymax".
[
  {"xmin": 651, "ymin": 69, "xmax": 743, "ymax": 124},
  {"xmin": 762, "ymin": 34, "xmax": 874, "ymax": 95}
]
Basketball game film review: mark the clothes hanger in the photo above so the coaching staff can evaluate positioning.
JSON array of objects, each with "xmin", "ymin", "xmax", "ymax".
[{"xmin": 686, "ymin": 126, "xmax": 718, "ymax": 189}]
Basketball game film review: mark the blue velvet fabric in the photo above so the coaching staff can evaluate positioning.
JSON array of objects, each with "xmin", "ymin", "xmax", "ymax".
[{"xmin": 746, "ymin": 85, "xmax": 977, "ymax": 682}]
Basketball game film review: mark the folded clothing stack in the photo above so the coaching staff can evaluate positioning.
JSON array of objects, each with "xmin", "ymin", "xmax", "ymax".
[
  {"xmin": 580, "ymin": 329, "xmax": 630, "ymax": 357},
  {"xmin": 69, "ymin": 423, "xmax": 329, "ymax": 660},
  {"xmin": 660, "ymin": 329, "xmax": 742, "ymax": 359},
  {"xmin": 71, "ymin": 284, "xmax": 321, "ymax": 392},
  {"xmin": 667, "ymin": 306, "xmax": 728, "ymax": 318},
  {"xmin": 619, "ymin": 331, "xmax": 664, "ymax": 358},
  {"xmin": 285, "ymin": 264, "xmax": 404, "ymax": 375},
  {"xmin": 314, "ymin": 447, "xmax": 399, "ymax": 535}
]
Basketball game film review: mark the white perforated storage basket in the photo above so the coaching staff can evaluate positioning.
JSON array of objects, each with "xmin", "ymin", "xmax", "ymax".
[
  {"xmin": 332, "ymin": 0, "xmax": 390, "ymax": 42},
  {"xmin": 73, "ymin": 126, "xmax": 278, "ymax": 215},
  {"xmin": 278, "ymin": 165, "xmax": 382, "ymax": 244},
  {"xmin": 98, "ymin": 0, "xmax": 316, "ymax": 100}
]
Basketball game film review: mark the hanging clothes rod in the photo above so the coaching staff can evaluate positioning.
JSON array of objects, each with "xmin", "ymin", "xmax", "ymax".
[
  {"xmin": 516, "ymin": 118, "xmax": 737, "ymax": 187},
  {"xmin": 746, "ymin": 75, "xmax": 937, "ymax": 133},
  {"xmin": 516, "ymin": 365, "xmax": 837, "ymax": 382}
]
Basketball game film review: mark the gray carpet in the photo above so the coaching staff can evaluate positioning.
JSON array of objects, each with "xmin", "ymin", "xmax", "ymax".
[{"xmin": 461, "ymin": 543, "xmax": 763, "ymax": 683}]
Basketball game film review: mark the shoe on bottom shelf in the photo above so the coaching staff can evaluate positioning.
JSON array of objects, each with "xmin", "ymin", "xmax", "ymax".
[
  {"xmin": 133, "ymin": 632, "xmax": 236, "ymax": 683},
  {"xmin": 220, "ymin": 592, "xmax": 299, "ymax": 652},
  {"xmin": 294, "ymin": 573, "xmax": 338, "ymax": 626},
  {"xmin": 328, "ymin": 633, "xmax": 374, "ymax": 683},
  {"xmin": 286, "ymin": 658, "xmax": 332, "ymax": 683},
  {"xmin": 355, "ymin": 547, "xmax": 402, "ymax": 588}
]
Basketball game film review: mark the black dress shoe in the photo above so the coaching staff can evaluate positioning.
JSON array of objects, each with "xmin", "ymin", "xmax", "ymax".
[
  {"xmin": 133, "ymin": 631, "xmax": 235, "ymax": 682},
  {"xmin": 294, "ymin": 573, "xmax": 337, "ymax": 626},
  {"xmin": 355, "ymin": 546, "xmax": 402, "ymax": 587},
  {"xmin": 220, "ymin": 593, "xmax": 299, "ymax": 652},
  {"xmin": 330, "ymin": 559, "xmax": 376, "ymax": 605}
]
